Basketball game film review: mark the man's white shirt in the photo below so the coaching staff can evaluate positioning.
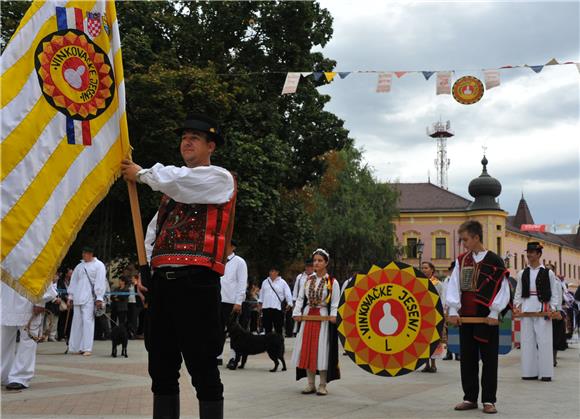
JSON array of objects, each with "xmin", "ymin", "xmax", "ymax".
[
  {"xmin": 259, "ymin": 277, "xmax": 293, "ymax": 310},
  {"xmin": 67, "ymin": 257, "xmax": 107, "ymax": 305},
  {"xmin": 220, "ymin": 253, "xmax": 248, "ymax": 305}
]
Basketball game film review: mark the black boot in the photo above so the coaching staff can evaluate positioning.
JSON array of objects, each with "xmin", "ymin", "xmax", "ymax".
[
  {"xmin": 199, "ymin": 400, "xmax": 223, "ymax": 419},
  {"xmin": 153, "ymin": 394, "xmax": 180, "ymax": 419}
]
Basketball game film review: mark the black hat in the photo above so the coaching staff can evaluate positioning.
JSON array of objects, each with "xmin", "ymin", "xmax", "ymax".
[
  {"xmin": 525, "ymin": 241, "xmax": 543, "ymax": 252},
  {"xmin": 174, "ymin": 114, "xmax": 224, "ymax": 147},
  {"xmin": 82, "ymin": 246, "xmax": 94, "ymax": 253},
  {"xmin": 230, "ymin": 239, "xmax": 238, "ymax": 248},
  {"xmin": 304, "ymin": 258, "xmax": 314, "ymax": 266}
]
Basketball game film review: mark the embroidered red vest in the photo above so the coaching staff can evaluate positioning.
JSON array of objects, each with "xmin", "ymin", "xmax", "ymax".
[{"xmin": 151, "ymin": 187, "xmax": 237, "ymax": 276}]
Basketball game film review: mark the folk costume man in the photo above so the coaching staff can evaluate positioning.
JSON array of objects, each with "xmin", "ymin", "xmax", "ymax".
[
  {"xmin": 446, "ymin": 221, "xmax": 511, "ymax": 415},
  {"xmin": 513, "ymin": 242, "xmax": 559, "ymax": 381},
  {"xmin": 1, "ymin": 282, "xmax": 58, "ymax": 390},
  {"xmin": 67, "ymin": 246, "xmax": 107, "ymax": 356},
  {"xmin": 122, "ymin": 115, "xmax": 235, "ymax": 419},
  {"xmin": 220, "ymin": 240, "xmax": 248, "ymax": 370}
]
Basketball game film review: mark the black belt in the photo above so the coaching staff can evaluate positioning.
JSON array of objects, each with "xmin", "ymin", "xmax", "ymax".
[{"xmin": 154, "ymin": 266, "xmax": 210, "ymax": 280}]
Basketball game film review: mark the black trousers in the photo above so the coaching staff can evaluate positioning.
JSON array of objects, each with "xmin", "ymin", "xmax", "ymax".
[
  {"xmin": 284, "ymin": 309, "xmax": 294, "ymax": 337},
  {"xmin": 459, "ymin": 324, "xmax": 499, "ymax": 404},
  {"xmin": 128, "ymin": 303, "xmax": 141, "ymax": 336},
  {"xmin": 145, "ymin": 268, "xmax": 223, "ymax": 401},
  {"xmin": 220, "ymin": 302, "xmax": 236, "ymax": 354},
  {"xmin": 262, "ymin": 308, "xmax": 283, "ymax": 334}
]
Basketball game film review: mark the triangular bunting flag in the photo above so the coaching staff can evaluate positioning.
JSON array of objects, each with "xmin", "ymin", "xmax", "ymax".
[
  {"xmin": 529, "ymin": 65, "xmax": 544, "ymax": 73},
  {"xmin": 324, "ymin": 72, "xmax": 337, "ymax": 82},
  {"xmin": 281, "ymin": 72, "xmax": 301, "ymax": 94},
  {"xmin": 338, "ymin": 72, "xmax": 351, "ymax": 79},
  {"xmin": 483, "ymin": 69, "xmax": 501, "ymax": 89},
  {"xmin": 300, "ymin": 72, "xmax": 312, "ymax": 78},
  {"xmin": 422, "ymin": 71, "xmax": 434, "ymax": 80},
  {"xmin": 545, "ymin": 58, "xmax": 559, "ymax": 66},
  {"xmin": 313, "ymin": 72, "xmax": 324, "ymax": 81},
  {"xmin": 395, "ymin": 71, "xmax": 407, "ymax": 78}
]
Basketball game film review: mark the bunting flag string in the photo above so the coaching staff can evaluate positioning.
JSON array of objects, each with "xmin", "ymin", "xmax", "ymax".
[{"xmin": 270, "ymin": 58, "xmax": 579, "ymax": 101}]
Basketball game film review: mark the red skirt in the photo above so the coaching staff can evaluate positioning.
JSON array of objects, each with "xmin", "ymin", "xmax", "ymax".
[{"xmin": 298, "ymin": 307, "xmax": 321, "ymax": 372}]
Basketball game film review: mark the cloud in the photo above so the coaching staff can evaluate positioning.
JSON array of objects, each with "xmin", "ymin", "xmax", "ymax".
[{"xmin": 314, "ymin": 0, "xmax": 580, "ymax": 224}]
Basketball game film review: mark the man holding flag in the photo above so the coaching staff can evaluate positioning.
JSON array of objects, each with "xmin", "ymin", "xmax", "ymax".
[{"xmin": 122, "ymin": 114, "xmax": 236, "ymax": 419}]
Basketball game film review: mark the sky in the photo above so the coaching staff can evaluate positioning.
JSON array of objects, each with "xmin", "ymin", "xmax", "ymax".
[{"xmin": 314, "ymin": 0, "xmax": 580, "ymax": 226}]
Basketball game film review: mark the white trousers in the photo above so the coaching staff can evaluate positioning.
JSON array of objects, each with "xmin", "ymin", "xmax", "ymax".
[
  {"xmin": 68, "ymin": 303, "xmax": 95, "ymax": 353},
  {"xmin": 520, "ymin": 316, "xmax": 553, "ymax": 379},
  {"xmin": 1, "ymin": 325, "xmax": 38, "ymax": 387}
]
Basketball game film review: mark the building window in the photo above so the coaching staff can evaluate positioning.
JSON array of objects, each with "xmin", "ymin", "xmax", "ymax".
[
  {"xmin": 496, "ymin": 237, "xmax": 502, "ymax": 256},
  {"xmin": 435, "ymin": 238, "xmax": 446, "ymax": 259},
  {"xmin": 496, "ymin": 225, "xmax": 501, "ymax": 231},
  {"xmin": 407, "ymin": 238, "xmax": 418, "ymax": 258},
  {"xmin": 514, "ymin": 253, "xmax": 518, "ymax": 270}
]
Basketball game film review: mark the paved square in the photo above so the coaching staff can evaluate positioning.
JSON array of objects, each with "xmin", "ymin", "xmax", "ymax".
[{"xmin": 1, "ymin": 338, "xmax": 578, "ymax": 418}]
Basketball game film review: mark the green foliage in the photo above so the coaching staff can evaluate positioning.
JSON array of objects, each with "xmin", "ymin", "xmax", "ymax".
[
  {"xmin": 310, "ymin": 149, "xmax": 399, "ymax": 280},
  {"xmin": 2, "ymin": 1, "xmax": 397, "ymax": 279}
]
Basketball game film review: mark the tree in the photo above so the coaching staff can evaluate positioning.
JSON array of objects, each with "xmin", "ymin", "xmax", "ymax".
[
  {"xmin": 309, "ymin": 148, "xmax": 399, "ymax": 281},
  {"xmin": 2, "ymin": 1, "xmax": 353, "ymax": 276}
]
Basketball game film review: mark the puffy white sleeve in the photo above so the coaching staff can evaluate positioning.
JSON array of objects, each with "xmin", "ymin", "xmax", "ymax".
[
  {"xmin": 292, "ymin": 274, "xmax": 301, "ymax": 302},
  {"xmin": 258, "ymin": 280, "xmax": 265, "ymax": 304},
  {"xmin": 67, "ymin": 266, "xmax": 80, "ymax": 301},
  {"xmin": 488, "ymin": 277, "xmax": 510, "ymax": 319},
  {"xmin": 513, "ymin": 270, "xmax": 523, "ymax": 309},
  {"xmin": 137, "ymin": 164, "xmax": 234, "ymax": 204},
  {"xmin": 144, "ymin": 212, "xmax": 158, "ymax": 264},
  {"xmin": 330, "ymin": 279, "xmax": 341, "ymax": 317},
  {"xmin": 445, "ymin": 259, "xmax": 461, "ymax": 316},
  {"xmin": 549, "ymin": 271, "xmax": 561, "ymax": 311},
  {"xmin": 293, "ymin": 279, "xmax": 307, "ymax": 317},
  {"xmin": 36, "ymin": 283, "xmax": 59, "ymax": 307},
  {"xmin": 283, "ymin": 280, "xmax": 293, "ymax": 305},
  {"xmin": 93, "ymin": 262, "xmax": 107, "ymax": 302},
  {"xmin": 235, "ymin": 258, "xmax": 248, "ymax": 306}
]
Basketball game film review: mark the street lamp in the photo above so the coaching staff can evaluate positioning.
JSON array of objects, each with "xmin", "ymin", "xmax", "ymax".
[{"xmin": 416, "ymin": 239, "xmax": 424, "ymax": 266}]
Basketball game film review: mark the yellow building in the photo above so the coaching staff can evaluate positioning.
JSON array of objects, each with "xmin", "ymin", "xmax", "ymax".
[{"xmin": 393, "ymin": 156, "xmax": 580, "ymax": 289}]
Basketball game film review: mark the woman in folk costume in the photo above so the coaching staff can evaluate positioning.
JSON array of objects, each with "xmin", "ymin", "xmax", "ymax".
[
  {"xmin": 291, "ymin": 249, "xmax": 341, "ymax": 395},
  {"xmin": 421, "ymin": 261, "xmax": 445, "ymax": 372}
]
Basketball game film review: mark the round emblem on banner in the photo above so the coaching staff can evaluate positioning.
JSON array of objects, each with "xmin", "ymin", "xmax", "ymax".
[
  {"xmin": 452, "ymin": 76, "xmax": 484, "ymax": 105},
  {"xmin": 34, "ymin": 29, "xmax": 115, "ymax": 120},
  {"xmin": 337, "ymin": 261, "xmax": 444, "ymax": 377}
]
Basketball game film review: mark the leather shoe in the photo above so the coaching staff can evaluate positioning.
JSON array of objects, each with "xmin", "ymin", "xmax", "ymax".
[
  {"xmin": 226, "ymin": 358, "xmax": 237, "ymax": 370},
  {"xmin": 454, "ymin": 401, "xmax": 478, "ymax": 411},
  {"xmin": 482, "ymin": 403, "xmax": 497, "ymax": 414},
  {"xmin": 6, "ymin": 382, "xmax": 27, "ymax": 390},
  {"xmin": 522, "ymin": 376, "xmax": 538, "ymax": 380},
  {"xmin": 540, "ymin": 377, "xmax": 552, "ymax": 382}
]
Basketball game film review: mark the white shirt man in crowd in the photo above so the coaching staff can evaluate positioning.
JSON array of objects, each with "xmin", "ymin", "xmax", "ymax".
[
  {"xmin": 220, "ymin": 240, "xmax": 248, "ymax": 370},
  {"xmin": 66, "ymin": 246, "xmax": 107, "ymax": 356},
  {"xmin": 514, "ymin": 242, "xmax": 559, "ymax": 382},
  {"xmin": 292, "ymin": 258, "xmax": 314, "ymax": 335},
  {"xmin": 1, "ymin": 281, "xmax": 58, "ymax": 390},
  {"xmin": 259, "ymin": 268, "xmax": 293, "ymax": 335}
]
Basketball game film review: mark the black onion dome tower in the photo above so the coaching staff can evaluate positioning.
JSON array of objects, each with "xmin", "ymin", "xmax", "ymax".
[{"xmin": 468, "ymin": 155, "xmax": 502, "ymax": 210}]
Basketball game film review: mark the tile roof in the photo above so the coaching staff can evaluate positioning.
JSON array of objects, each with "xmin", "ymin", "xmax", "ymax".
[{"xmin": 393, "ymin": 182, "xmax": 472, "ymax": 212}]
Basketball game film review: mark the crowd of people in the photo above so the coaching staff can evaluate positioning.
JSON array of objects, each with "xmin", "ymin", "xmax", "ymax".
[{"xmin": 3, "ymin": 114, "xmax": 580, "ymax": 419}]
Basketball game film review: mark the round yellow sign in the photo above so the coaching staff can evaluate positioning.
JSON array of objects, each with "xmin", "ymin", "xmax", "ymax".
[{"xmin": 338, "ymin": 261, "xmax": 444, "ymax": 377}]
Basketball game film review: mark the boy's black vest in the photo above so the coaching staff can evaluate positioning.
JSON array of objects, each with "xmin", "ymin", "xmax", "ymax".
[{"xmin": 521, "ymin": 267, "xmax": 551, "ymax": 303}]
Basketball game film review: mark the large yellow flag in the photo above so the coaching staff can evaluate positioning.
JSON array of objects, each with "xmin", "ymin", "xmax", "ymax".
[{"xmin": 1, "ymin": 0, "xmax": 130, "ymax": 300}]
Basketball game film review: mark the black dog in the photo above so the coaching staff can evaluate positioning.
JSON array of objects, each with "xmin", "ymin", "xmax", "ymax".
[
  {"xmin": 110, "ymin": 323, "xmax": 128, "ymax": 358},
  {"xmin": 227, "ymin": 320, "xmax": 286, "ymax": 372}
]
